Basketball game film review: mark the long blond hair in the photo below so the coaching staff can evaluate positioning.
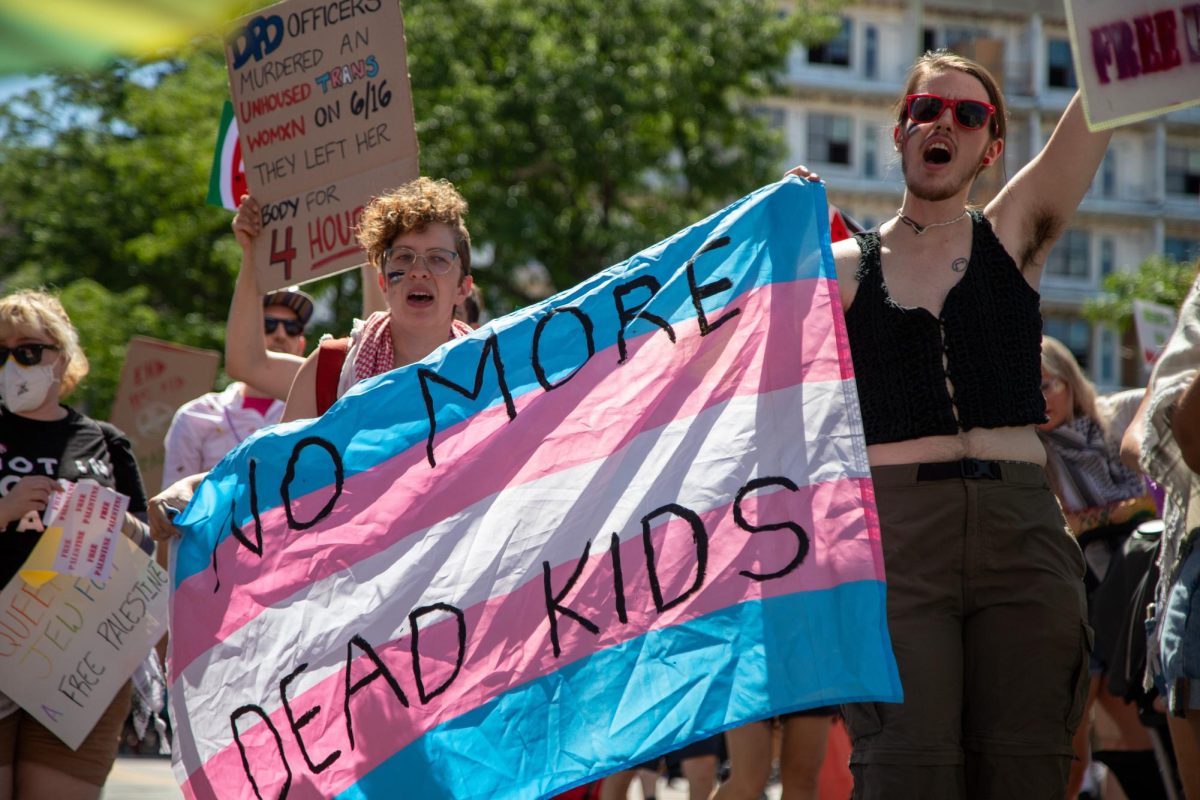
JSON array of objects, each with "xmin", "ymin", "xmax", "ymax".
[
  {"xmin": 1041, "ymin": 335, "xmax": 1098, "ymax": 425},
  {"xmin": 0, "ymin": 289, "xmax": 89, "ymax": 396}
]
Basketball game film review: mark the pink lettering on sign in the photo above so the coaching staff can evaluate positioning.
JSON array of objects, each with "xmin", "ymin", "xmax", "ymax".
[
  {"xmin": 1091, "ymin": 8, "xmax": 1188, "ymax": 83},
  {"xmin": 133, "ymin": 361, "xmax": 165, "ymax": 386}
]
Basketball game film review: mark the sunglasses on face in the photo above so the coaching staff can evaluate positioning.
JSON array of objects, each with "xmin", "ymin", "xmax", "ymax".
[
  {"xmin": 0, "ymin": 343, "xmax": 59, "ymax": 367},
  {"xmin": 384, "ymin": 246, "xmax": 459, "ymax": 284},
  {"xmin": 905, "ymin": 93, "xmax": 996, "ymax": 131},
  {"xmin": 264, "ymin": 317, "xmax": 304, "ymax": 336}
]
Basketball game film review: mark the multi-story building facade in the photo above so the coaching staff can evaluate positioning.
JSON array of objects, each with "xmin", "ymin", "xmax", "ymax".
[{"xmin": 772, "ymin": 0, "xmax": 1200, "ymax": 389}]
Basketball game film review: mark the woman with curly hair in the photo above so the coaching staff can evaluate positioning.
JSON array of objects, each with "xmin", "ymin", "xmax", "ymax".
[
  {"xmin": 150, "ymin": 177, "xmax": 476, "ymax": 533},
  {"xmin": 276, "ymin": 177, "xmax": 475, "ymax": 422}
]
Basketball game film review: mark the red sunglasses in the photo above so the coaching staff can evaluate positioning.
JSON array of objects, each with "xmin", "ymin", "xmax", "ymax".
[{"xmin": 905, "ymin": 93, "xmax": 996, "ymax": 131}]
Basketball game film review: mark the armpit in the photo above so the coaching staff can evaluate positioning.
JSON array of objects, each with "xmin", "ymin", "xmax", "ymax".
[{"xmin": 1019, "ymin": 209, "xmax": 1062, "ymax": 272}]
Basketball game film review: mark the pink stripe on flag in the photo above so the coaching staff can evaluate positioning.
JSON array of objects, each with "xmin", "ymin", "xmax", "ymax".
[
  {"xmin": 172, "ymin": 278, "xmax": 850, "ymax": 676},
  {"xmin": 180, "ymin": 477, "xmax": 880, "ymax": 799}
]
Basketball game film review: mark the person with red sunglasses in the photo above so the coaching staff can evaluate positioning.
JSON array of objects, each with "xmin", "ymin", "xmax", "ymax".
[{"xmin": 788, "ymin": 50, "xmax": 1117, "ymax": 799}]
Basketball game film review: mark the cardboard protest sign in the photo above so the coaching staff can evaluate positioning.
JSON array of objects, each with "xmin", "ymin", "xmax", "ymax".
[
  {"xmin": 1133, "ymin": 298, "xmax": 1178, "ymax": 370},
  {"xmin": 108, "ymin": 337, "xmax": 220, "ymax": 494},
  {"xmin": 1066, "ymin": 0, "xmax": 1200, "ymax": 130},
  {"xmin": 224, "ymin": 0, "xmax": 420, "ymax": 291},
  {"xmin": 168, "ymin": 178, "xmax": 901, "ymax": 800},
  {"xmin": 0, "ymin": 537, "xmax": 168, "ymax": 749}
]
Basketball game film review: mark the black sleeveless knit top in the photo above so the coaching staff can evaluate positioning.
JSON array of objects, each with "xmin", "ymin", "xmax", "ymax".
[{"xmin": 845, "ymin": 210, "xmax": 1046, "ymax": 446}]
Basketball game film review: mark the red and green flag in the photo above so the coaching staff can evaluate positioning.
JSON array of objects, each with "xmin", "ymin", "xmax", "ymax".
[{"xmin": 206, "ymin": 100, "xmax": 246, "ymax": 210}]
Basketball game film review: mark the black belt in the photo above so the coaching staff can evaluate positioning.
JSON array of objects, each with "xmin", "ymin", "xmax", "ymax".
[{"xmin": 915, "ymin": 458, "xmax": 1003, "ymax": 481}]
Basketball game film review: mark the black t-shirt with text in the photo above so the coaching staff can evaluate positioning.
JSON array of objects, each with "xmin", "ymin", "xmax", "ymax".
[{"xmin": 0, "ymin": 405, "xmax": 147, "ymax": 588}]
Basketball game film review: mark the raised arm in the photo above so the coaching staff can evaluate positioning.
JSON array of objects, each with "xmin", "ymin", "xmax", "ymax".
[
  {"xmin": 281, "ymin": 349, "xmax": 320, "ymax": 423},
  {"xmin": 225, "ymin": 195, "xmax": 306, "ymax": 400},
  {"xmin": 987, "ymin": 92, "xmax": 1113, "ymax": 282},
  {"xmin": 1120, "ymin": 389, "xmax": 1152, "ymax": 471}
]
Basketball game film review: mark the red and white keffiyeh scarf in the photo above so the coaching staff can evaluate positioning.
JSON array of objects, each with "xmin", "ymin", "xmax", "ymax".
[{"xmin": 352, "ymin": 311, "xmax": 473, "ymax": 383}]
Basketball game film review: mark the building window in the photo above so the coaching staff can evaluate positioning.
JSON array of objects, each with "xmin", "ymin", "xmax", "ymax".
[
  {"xmin": 1098, "ymin": 327, "xmax": 1116, "ymax": 386},
  {"xmin": 863, "ymin": 123, "xmax": 877, "ymax": 178},
  {"xmin": 1166, "ymin": 236, "xmax": 1200, "ymax": 263},
  {"xmin": 1045, "ymin": 229, "xmax": 1091, "ymax": 279},
  {"xmin": 1166, "ymin": 145, "xmax": 1200, "ymax": 196},
  {"xmin": 1099, "ymin": 237, "xmax": 1115, "ymax": 277},
  {"xmin": 809, "ymin": 18, "xmax": 852, "ymax": 67},
  {"xmin": 1044, "ymin": 316, "xmax": 1092, "ymax": 369},
  {"xmin": 1047, "ymin": 39, "xmax": 1077, "ymax": 89},
  {"xmin": 752, "ymin": 105, "xmax": 787, "ymax": 132},
  {"xmin": 807, "ymin": 113, "xmax": 852, "ymax": 165},
  {"xmin": 923, "ymin": 26, "xmax": 987, "ymax": 55},
  {"xmin": 923, "ymin": 27, "xmax": 938, "ymax": 53},
  {"xmin": 1100, "ymin": 151, "xmax": 1116, "ymax": 196},
  {"xmin": 864, "ymin": 25, "xmax": 878, "ymax": 79},
  {"xmin": 944, "ymin": 27, "xmax": 976, "ymax": 51}
]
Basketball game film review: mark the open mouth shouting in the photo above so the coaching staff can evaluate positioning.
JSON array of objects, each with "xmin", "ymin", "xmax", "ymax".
[
  {"xmin": 923, "ymin": 139, "xmax": 953, "ymax": 166},
  {"xmin": 406, "ymin": 288, "xmax": 435, "ymax": 308}
]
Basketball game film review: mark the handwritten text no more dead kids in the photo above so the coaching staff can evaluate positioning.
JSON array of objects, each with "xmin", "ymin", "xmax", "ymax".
[{"xmin": 217, "ymin": 237, "xmax": 816, "ymax": 795}]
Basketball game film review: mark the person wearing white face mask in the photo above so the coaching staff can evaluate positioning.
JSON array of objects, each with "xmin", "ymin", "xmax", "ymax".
[{"xmin": 0, "ymin": 289, "xmax": 152, "ymax": 800}]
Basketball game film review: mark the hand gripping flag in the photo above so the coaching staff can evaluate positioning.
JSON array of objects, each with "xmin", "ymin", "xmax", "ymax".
[{"xmin": 168, "ymin": 177, "xmax": 901, "ymax": 800}]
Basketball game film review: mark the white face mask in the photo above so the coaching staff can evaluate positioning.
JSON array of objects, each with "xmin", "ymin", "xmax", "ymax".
[{"xmin": 0, "ymin": 364, "xmax": 59, "ymax": 413}]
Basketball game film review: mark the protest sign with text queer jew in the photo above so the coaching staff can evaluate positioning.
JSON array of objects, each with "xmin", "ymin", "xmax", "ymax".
[
  {"xmin": 0, "ymin": 538, "xmax": 168, "ymax": 750},
  {"xmin": 1066, "ymin": 0, "xmax": 1200, "ymax": 130},
  {"xmin": 225, "ymin": 0, "xmax": 419, "ymax": 291},
  {"xmin": 168, "ymin": 178, "xmax": 901, "ymax": 800},
  {"xmin": 109, "ymin": 337, "xmax": 220, "ymax": 493}
]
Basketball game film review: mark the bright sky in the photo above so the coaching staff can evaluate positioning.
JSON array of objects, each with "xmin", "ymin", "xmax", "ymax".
[{"xmin": 0, "ymin": 75, "xmax": 45, "ymax": 103}]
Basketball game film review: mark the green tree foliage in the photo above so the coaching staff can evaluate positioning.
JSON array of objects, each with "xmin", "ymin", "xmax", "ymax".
[
  {"xmin": 405, "ymin": 0, "xmax": 839, "ymax": 300},
  {"xmin": 0, "ymin": 0, "xmax": 841, "ymax": 417},
  {"xmin": 56, "ymin": 280, "xmax": 167, "ymax": 414},
  {"xmin": 1083, "ymin": 254, "xmax": 1198, "ymax": 332},
  {"xmin": 0, "ymin": 42, "xmax": 240, "ymax": 416}
]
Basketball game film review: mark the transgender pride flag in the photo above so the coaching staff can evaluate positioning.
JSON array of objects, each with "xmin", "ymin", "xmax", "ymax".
[{"xmin": 168, "ymin": 177, "xmax": 901, "ymax": 800}]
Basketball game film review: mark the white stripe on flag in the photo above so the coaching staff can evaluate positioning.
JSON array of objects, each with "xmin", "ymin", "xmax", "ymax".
[
  {"xmin": 171, "ymin": 379, "xmax": 867, "ymax": 773},
  {"xmin": 219, "ymin": 115, "xmax": 240, "ymax": 211}
]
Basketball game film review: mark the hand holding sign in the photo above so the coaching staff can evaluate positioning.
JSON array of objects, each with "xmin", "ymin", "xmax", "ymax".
[
  {"xmin": 0, "ymin": 475, "xmax": 57, "ymax": 529},
  {"xmin": 0, "ymin": 537, "xmax": 168, "ymax": 750}
]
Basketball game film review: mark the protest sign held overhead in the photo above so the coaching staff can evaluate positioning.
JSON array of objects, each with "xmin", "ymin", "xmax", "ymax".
[
  {"xmin": 0, "ymin": 537, "xmax": 168, "ymax": 750},
  {"xmin": 1066, "ymin": 0, "xmax": 1200, "ymax": 130},
  {"xmin": 168, "ymin": 177, "xmax": 901, "ymax": 800},
  {"xmin": 109, "ymin": 337, "xmax": 220, "ymax": 494},
  {"xmin": 225, "ymin": 0, "xmax": 420, "ymax": 291}
]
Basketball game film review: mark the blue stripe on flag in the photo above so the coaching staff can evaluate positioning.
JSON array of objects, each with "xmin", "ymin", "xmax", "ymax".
[
  {"xmin": 335, "ymin": 580, "xmax": 900, "ymax": 800},
  {"xmin": 175, "ymin": 177, "xmax": 835, "ymax": 585}
]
